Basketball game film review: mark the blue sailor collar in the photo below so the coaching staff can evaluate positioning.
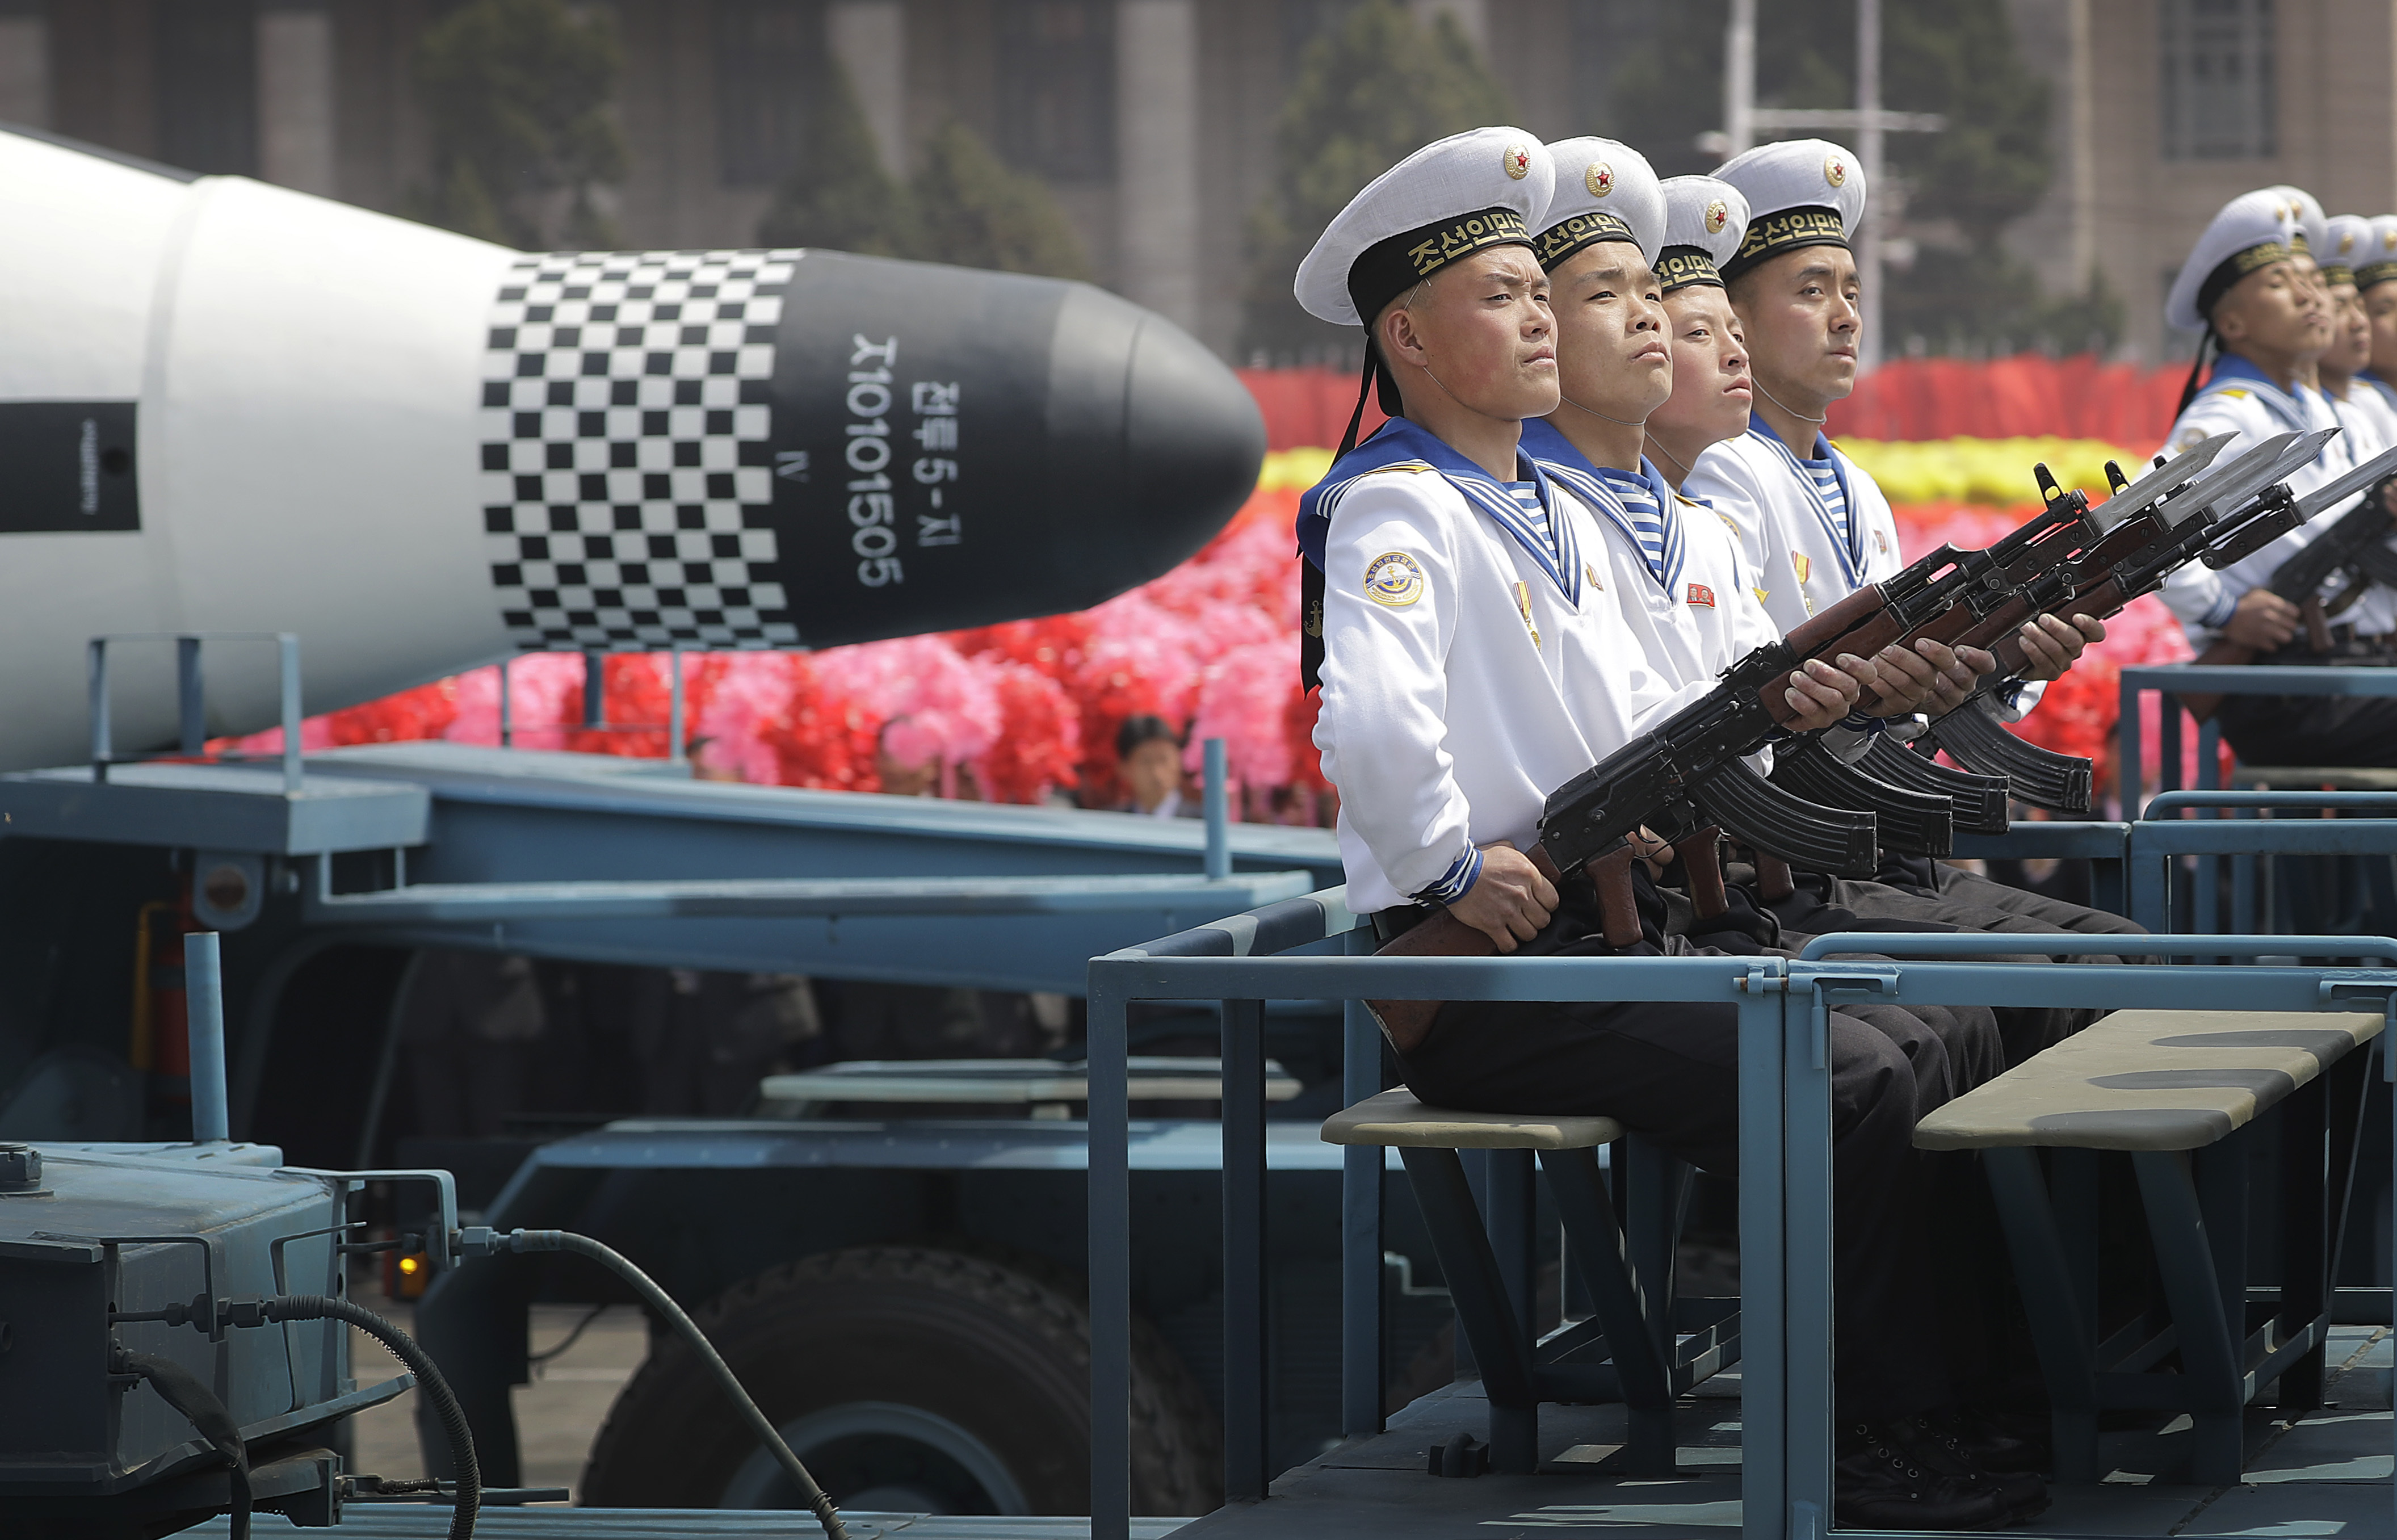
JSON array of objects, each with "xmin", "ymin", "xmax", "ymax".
[
  {"xmin": 1298, "ymin": 416, "xmax": 1583, "ymax": 606},
  {"xmin": 1748, "ymin": 414, "xmax": 1865, "ymax": 589},
  {"xmin": 1519, "ymin": 419, "xmax": 1685, "ymax": 595},
  {"xmin": 2198, "ymin": 353, "xmax": 2314, "ymax": 435}
]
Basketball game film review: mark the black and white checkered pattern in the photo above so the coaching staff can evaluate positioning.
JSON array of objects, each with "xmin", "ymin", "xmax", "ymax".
[{"xmin": 479, "ymin": 249, "xmax": 803, "ymax": 650}]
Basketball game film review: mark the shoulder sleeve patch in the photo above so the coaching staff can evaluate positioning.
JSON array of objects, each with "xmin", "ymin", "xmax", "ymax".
[{"xmin": 1363, "ymin": 551, "xmax": 1426, "ymax": 607}]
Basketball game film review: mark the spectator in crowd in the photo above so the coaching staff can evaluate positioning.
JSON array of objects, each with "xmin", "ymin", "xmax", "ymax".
[{"xmin": 1115, "ymin": 715, "xmax": 1197, "ymax": 817}]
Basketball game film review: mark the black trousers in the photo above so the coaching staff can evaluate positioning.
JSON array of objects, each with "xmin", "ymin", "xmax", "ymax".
[
  {"xmin": 1397, "ymin": 870, "xmax": 1954, "ymax": 1423},
  {"xmin": 2217, "ymin": 654, "xmax": 2397, "ymax": 767}
]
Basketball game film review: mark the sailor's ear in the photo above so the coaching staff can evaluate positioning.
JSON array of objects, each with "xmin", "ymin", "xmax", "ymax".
[{"xmin": 1381, "ymin": 303, "xmax": 1429, "ymax": 368}]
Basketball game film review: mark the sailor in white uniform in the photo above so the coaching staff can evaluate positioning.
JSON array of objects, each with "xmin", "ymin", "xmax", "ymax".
[
  {"xmin": 2320, "ymin": 215, "xmax": 2397, "ymax": 449},
  {"xmin": 1680, "ymin": 137, "xmax": 2125, "ymax": 935},
  {"xmin": 2354, "ymin": 215, "xmax": 2397, "ymax": 425},
  {"xmin": 1293, "ymin": 128, "xmax": 2020, "ymax": 1529},
  {"xmin": 2152, "ymin": 188, "xmax": 2397, "ymax": 764},
  {"xmin": 1510, "ymin": 145, "xmax": 1785, "ymax": 693}
]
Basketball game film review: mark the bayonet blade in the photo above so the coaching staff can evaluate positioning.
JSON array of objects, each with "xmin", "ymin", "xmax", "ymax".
[
  {"xmin": 2293, "ymin": 439, "xmax": 2397, "ymax": 522},
  {"xmin": 2161, "ymin": 429, "xmax": 2335, "ymax": 528},
  {"xmin": 2087, "ymin": 430, "xmax": 2237, "ymax": 532}
]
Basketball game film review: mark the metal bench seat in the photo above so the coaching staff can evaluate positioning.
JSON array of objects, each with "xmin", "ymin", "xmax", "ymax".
[
  {"xmin": 1913, "ymin": 1008, "xmax": 2385, "ymax": 1483},
  {"xmin": 1321, "ymin": 1089, "xmax": 1735, "ymax": 1478},
  {"xmin": 1320, "ymin": 1088, "xmax": 1624, "ymax": 1151},
  {"xmin": 1915, "ymin": 1008, "xmax": 2383, "ymax": 1152}
]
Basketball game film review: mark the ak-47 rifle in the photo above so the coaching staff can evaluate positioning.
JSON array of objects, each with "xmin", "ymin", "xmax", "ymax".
[
  {"xmin": 1925, "ymin": 434, "xmax": 2397, "ymax": 804},
  {"xmin": 1895, "ymin": 428, "xmax": 2328, "ymax": 806},
  {"xmin": 2181, "ymin": 448, "xmax": 2397, "ymax": 720},
  {"xmin": 1519, "ymin": 448, "xmax": 2236, "ymax": 877},
  {"xmin": 1749, "ymin": 438, "xmax": 2236, "ymax": 834}
]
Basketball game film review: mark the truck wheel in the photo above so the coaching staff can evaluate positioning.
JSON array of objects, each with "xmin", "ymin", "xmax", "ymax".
[{"xmin": 580, "ymin": 1245, "xmax": 1220, "ymax": 1516}]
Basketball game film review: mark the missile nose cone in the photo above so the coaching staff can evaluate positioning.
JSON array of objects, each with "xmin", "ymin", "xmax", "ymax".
[
  {"xmin": 763, "ymin": 258, "xmax": 1263, "ymax": 648},
  {"xmin": 1126, "ymin": 309, "xmax": 1269, "ymax": 566}
]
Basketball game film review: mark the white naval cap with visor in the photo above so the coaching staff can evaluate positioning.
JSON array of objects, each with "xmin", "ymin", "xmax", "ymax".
[
  {"xmin": 2268, "ymin": 185, "xmax": 2328, "ymax": 266},
  {"xmin": 2361, "ymin": 215, "xmax": 2397, "ymax": 291},
  {"xmin": 1294, "ymin": 126, "xmax": 1556, "ymax": 454},
  {"xmin": 1709, "ymin": 137, "xmax": 1866, "ymax": 284},
  {"xmin": 2322, "ymin": 213, "xmax": 2374, "ymax": 288},
  {"xmin": 2167, "ymin": 188, "xmax": 2309, "ymax": 413},
  {"xmin": 2166, "ymin": 188, "xmax": 2306, "ymax": 334},
  {"xmin": 1655, "ymin": 175, "xmax": 1750, "ymax": 294},
  {"xmin": 1533, "ymin": 138, "xmax": 1665, "ymax": 271}
]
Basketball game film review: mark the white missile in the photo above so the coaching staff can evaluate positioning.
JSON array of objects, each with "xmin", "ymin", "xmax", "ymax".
[{"xmin": 0, "ymin": 125, "xmax": 1263, "ymax": 773}]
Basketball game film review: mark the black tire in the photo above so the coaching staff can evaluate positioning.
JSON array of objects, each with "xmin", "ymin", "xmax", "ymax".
[{"xmin": 579, "ymin": 1245, "xmax": 1220, "ymax": 1516}]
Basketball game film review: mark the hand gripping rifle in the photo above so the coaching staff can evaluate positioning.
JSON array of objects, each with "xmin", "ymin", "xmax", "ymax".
[{"xmin": 2182, "ymin": 446, "xmax": 2397, "ymax": 719}]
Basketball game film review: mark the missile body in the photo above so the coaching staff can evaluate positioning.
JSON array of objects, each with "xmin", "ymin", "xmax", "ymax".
[{"xmin": 0, "ymin": 128, "xmax": 1262, "ymax": 772}]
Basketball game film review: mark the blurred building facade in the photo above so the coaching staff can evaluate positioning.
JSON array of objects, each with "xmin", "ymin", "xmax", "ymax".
[
  {"xmin": 0, "ymin": 0, "xmax": 1623, "ymax": 360},
  {"xmin": 3, "ymin": 2, "xmax": 2385, "ymax": 367},
  {"xmin": 2007, "ymin": 0, "xmax": 2397, "ymax": 364}
]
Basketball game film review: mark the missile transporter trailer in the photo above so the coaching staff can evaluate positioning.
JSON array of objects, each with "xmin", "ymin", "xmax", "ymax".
[{"xmin": 0, "ymin": 716, "xmax": 1511, "ymax": 1522}]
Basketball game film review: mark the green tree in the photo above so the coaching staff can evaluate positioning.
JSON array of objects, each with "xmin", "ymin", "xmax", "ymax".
[
  {"xmin": 1241, "ymin": 0, "xmax": 1514, "ymax": 362},
  {"xmin": 757, "ymin": 62, "xmax": 919, "ymax": 256},
  {"xmin": 755, "ymin": 83, "xmax": 1085, "ymax": 280},
  {"xmin": 908, "ymin": 121, "xmax": 1089, "ymax": 279},
  {"xmin": 410, "ymin": 0, "xmax": 627, "ymax": 250},
  {"xmin": 1603, "ymin": 0, "xmax": 2111, "ymax": 353}
]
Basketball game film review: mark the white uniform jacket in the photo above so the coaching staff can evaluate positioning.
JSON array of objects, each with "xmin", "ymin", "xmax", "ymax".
[
  {"xmin": 1683, "ymin": 423, "xmax": 1904, "ymax": 635},
  {"xmin": 1520, "ymin": 424, "xmax": 1783, "ymax": 687},
  {"xmin": 1306, "ymin": 430, "xmax": 1707, "ymax": 916},
  {"xmin": 2153, "ymin": 355, "xmax": 2389, "ymax": 643}
]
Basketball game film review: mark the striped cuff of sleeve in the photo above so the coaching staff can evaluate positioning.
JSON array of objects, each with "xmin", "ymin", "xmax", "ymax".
[
  {"xmin": 2202, "ymin": 590, "xmax": 2240, "ymax": 631},
  {"xmin": 1415, "ymin": 845, "xmax": 1485, "ymax": 907}
]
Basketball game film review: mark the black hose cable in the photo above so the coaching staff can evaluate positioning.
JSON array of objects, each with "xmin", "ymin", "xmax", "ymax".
[
  {"xmin": 117, "ymin": 1350, "xmax": 251, "ymax": 1540},
  {"xmin": 498, "ymin": 1228, "xmax": 849, "ymax": 1540},
  {"xmin": 262, "ymin": 1295, "xmax": 478, "ymax": 1540},
  {"xmin": 528, "ymin": 1300, "xmax": 609, "ymax": 1367}
]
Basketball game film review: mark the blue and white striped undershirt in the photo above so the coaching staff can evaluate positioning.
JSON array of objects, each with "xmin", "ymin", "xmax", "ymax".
[
  {"xmin": 1503, "ymin": 482, "xmax": 1559, "ymax": 566},
  {"xmin": 1803, "ymin": 456, "xmax": 1851, "ymax": 549},
  {"xmin": 1594, "ymin": 467, "xmax": 1669, "ymax": 584}
]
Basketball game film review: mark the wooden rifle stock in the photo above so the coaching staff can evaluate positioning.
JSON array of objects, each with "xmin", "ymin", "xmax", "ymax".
[
  {"xmin": 1676, "ymin": 826, "xmax": 1728, "ymax": 920},
  {"xmin": 1367, "ymin": 845, "xmax": 1634, "ymax": 1056}
]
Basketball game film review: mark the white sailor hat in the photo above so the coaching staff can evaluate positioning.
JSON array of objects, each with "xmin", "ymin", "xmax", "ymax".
[
  {"xmin": 2322, "ymin": 214, "xmax": 2373, "ymax": 287},
  {"xmin": 1656, "ymin": 176, "xmax": 1749, "ymax": 293},
  {"xmin": 2269, "ymin": 186, "xmax": 2328, "ymax": 262},
  {"xmin": 1294, "ymin": 127, "xmax": 1555, "ymax": 328},
  {"xmin": 1533, "ymin": 138, "xmax": 1664, "ymax": 270},
  {"xmin": 1711, "ymin": 137, "xmax": 1865, "ymax": 283},
  {"xmin": 2166, "ymin": 189, "xmax": 2305, "ymax": 333},
  {"xmin": 2360, "ymin": 216, "xmax": 2397, "ymax": 291}
]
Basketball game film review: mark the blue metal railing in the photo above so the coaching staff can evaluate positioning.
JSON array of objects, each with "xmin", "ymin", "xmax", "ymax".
[
  {"xmin": 1088, "ymin": 912, "xmax": 2397, "ymax": 1540},
  {"xmin": 2119, "ymin": 664, "xmax": 2397, "ymax": 820},
  {"xmin": 88, "ymin": 631, "xmax": 304, "ymax": 792}
]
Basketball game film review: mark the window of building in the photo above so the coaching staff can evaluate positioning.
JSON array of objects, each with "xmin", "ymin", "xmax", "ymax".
[
  {"xmin": 715, "ymin": 0, "xmax": 826, "ymax": 188},
  {"xmin": 2160, "ymin": 0, "xmax": 2276, "ymax": 161},
  {"xmin": 994, "ymin": 0, "xmax": 1114, "ymax": 183},
  {"xmin": 154, "ymin": 0, "xmax": 258, "ymax": 175}
]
